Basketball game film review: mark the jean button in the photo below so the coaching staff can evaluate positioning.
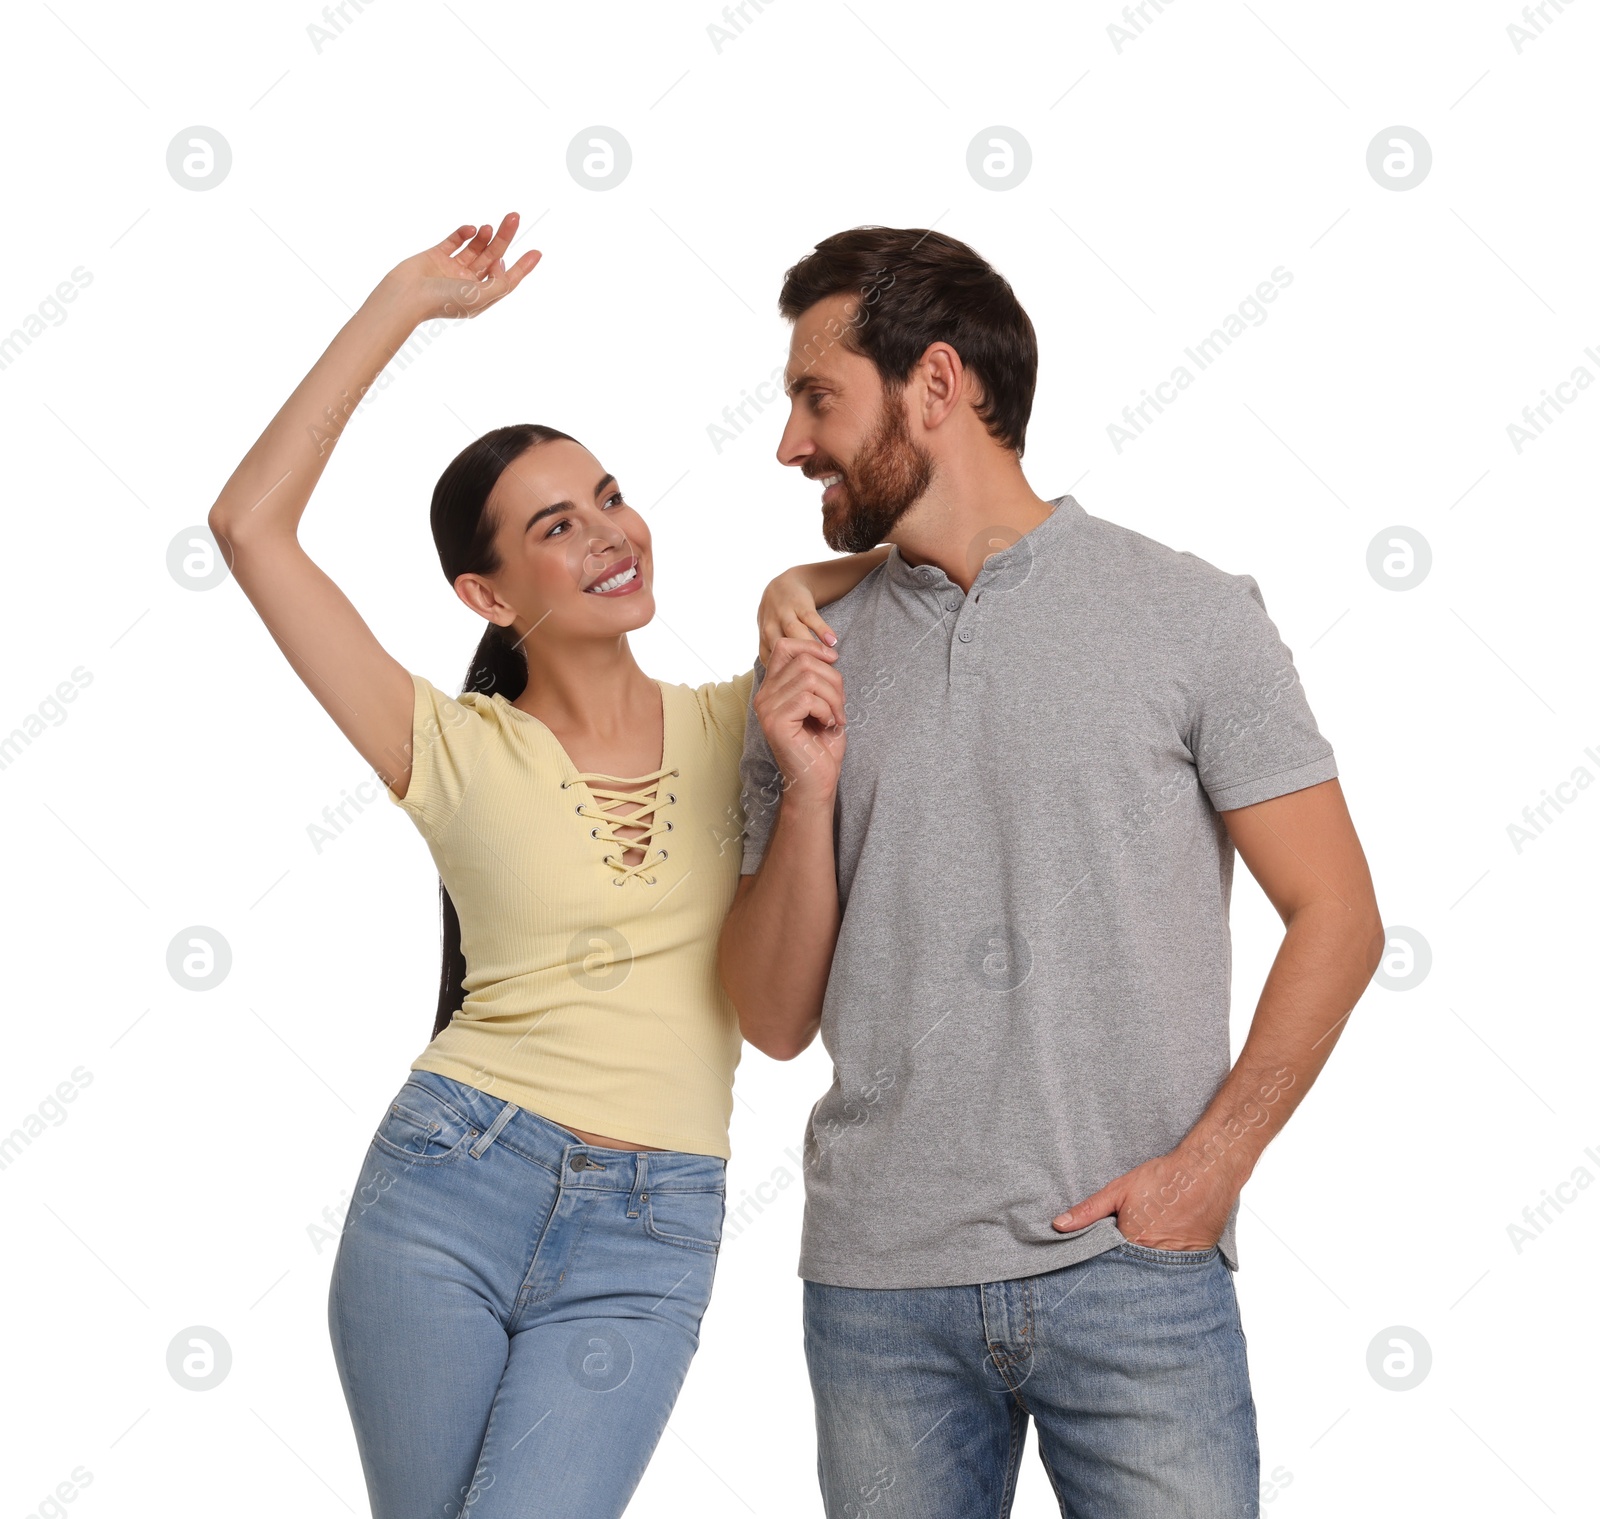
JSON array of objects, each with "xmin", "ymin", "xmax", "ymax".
[{"xmin": 569, "ymin": 1154, "xmax": 588, "ymax": 1172}]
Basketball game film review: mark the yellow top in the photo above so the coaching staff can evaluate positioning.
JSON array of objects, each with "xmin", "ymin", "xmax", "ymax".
[{"xmin": 386, "ymin": 666, "xmax": 756, "ymax": 1157}]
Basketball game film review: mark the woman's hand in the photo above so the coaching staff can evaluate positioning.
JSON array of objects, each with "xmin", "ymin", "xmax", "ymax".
[
  {"xmin": 758, "ymin": 544, "xmax": 891, "ymax": 663},
  {"xmin": 757, "ymin": 568, "xmax": 840, "ymax": 665},
  {"xmin": 376, "ymin": 214, "xmax": 541, "ymax": 325}
]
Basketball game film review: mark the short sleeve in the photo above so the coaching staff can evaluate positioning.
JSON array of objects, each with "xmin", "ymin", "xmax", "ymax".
[
  {"xmin": 738, "ymin": 658, "xmax": 786, "ymax": 875},
  {"xmin": 698, "ymin": 666, "xmax": 757, "ymax": 746},
  {"xmin": 1188, "ymin": 575, "xmax": 1338, "ymax": 811},
  {"xmin": 385, "ymin": 673, "xmax": 493, "ymax": 836}
]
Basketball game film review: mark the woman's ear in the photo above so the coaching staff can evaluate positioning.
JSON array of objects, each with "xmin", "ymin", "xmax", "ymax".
[{"xmin": 453, "ymin": 572, "xmax": 517, "ymax": 628}]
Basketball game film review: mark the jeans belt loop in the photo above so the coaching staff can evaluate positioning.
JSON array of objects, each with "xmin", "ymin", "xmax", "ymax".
[{"xmin": 469, "ymin": 1099, "xmax": 518, "ymax": 1159}]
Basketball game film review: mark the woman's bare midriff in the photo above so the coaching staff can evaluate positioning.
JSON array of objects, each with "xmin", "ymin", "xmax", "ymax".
[{"xmin": 561, "ymin": 1122, "xmax": 666, "ymax": 1152}]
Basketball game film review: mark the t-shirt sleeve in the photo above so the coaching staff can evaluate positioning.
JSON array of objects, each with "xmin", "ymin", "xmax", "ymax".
[
  {"xmin": 1188, "ymin": 574, "xmax": 1338, "ymax": 811},
  {"xmin": 385, "ymin": 672, "xmax": 493, "ymax": 836},
  {"xmin": 699, "ymin": 665, "xmax": 757, "ymax": 747},
  {"xmin": 738, "ymin": 658, "xmax": 786, "ymax": 876}
]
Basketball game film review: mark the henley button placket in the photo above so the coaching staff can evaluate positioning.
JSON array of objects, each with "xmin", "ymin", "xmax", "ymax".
[
  {"xmin": 950, "ymin": 584, "xmax": 979, "ymax": 680},
  {"xmin": 948, "ymin": 558, "xmax": 1006, "ymax": 678}
]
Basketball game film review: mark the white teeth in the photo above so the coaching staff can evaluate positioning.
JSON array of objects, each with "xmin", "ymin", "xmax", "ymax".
[
  {"xmin": 588, "ymin": 564, "xmax": 638, "ymax": 593},
  {"xmin": 819, "ymin": 474, "xmax": 842, "ymax": 488}
]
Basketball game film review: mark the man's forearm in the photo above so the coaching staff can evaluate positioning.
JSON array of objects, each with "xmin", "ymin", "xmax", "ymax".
[
  {"xmin": 719, "ymin": 789, "xmax": 840, "ymax": 1060},
  {"xmin": 1057, "ymin": 897, "xmax": 1379, "ymax": 1246},
  {"xmin": 1173, "ymin": 900, "xmax": 1379, "ymax": 1199}
]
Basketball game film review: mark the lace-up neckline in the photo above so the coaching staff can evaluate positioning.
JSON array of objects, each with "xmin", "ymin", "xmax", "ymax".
[
  {"xmin": 494, "ymin": 680, "xmax": 679, "ymax": 887},
  {"xmin": 563, "ymin": 765, "xmax": 680, "ymax": 885}
]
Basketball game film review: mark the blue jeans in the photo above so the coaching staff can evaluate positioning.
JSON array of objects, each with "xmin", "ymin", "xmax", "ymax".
[
  {"xmin": 804, "ymin": 1243, "xmax": 1258, "ymax": 1518},
  {"xmin": 328, "ymin": 1070, "xmax": 726, "ymax": 1519}
]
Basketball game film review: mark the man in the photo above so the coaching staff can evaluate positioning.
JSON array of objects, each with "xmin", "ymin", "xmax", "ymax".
[{"xmin": 718, "ymin": 226, "xmax": 1383, "ymax": 1518}]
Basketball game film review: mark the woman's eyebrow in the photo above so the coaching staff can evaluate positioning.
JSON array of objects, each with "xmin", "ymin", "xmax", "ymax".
[{"xmin": 525, "ymin": 473, "xmax": 618, "ymax": 530}]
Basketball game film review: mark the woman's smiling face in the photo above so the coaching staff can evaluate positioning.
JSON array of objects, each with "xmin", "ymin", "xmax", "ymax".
[{"xmin": 461, "ymin": 438, "xmax": 656, "ymax": 650}]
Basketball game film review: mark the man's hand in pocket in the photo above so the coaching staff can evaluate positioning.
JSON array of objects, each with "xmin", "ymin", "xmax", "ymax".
[{"xmin": 1052, "ymin": 1150, "xmax": 1236, "ymax": 1251}]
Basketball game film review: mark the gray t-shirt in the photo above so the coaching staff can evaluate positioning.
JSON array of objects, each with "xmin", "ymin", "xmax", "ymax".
[{"xmin": 738, "ymin": 495, "xmax": 1338, "ymax": 1289}]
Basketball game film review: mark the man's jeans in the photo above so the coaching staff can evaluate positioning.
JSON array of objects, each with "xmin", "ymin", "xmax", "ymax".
[{"xmin": 804, "ymin": 1241, "xmax": 1258, "ymax": 1518}]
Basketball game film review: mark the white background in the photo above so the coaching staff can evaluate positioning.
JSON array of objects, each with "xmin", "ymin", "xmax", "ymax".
[{"xmin": 2, "ymin": 1, "xmax": 1596, "ymax": 1514}]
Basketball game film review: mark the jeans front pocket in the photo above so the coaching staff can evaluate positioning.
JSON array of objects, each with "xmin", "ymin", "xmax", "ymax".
[
  {"xmin": 643, "ymin": 1186, "xmax": 725, "ymax": 1254},
  {"xmin": 1116, "ymin": 1240, "xmax": 1221, "ymax": 1267},
  {"xmin": 370, "ymin": 1079, "xmax": 479, "ymax": 1165}
]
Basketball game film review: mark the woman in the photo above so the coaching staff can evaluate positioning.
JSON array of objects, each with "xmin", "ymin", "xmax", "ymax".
[{"xmin": 207, "ymin": 213, "xmax": 881, "ymax": 1518}]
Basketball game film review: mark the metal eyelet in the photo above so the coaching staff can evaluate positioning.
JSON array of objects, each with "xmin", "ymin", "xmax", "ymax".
[
  {"xmin": 657, "ymin": 849, "xmax": 668, "ymax": 859},
  {"xmin": 667, "ymin": 792, "xmax": 677, "ymax": 804},
  {"xmin": 575, "ymin": 804, "xmax": 585, "ymax": 815},
  {"xmin": 612, "ymin": 877, "xmax": 625, "ymax": 887},
  {"xmin": 664, "ymin": 820, "xmax": 673, "ymax": 832},
  {"xmin": 560, "ymin": 780, "xmax": 570, "ymax": 789}
]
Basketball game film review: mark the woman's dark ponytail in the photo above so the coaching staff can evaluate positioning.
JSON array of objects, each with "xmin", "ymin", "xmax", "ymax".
[{"xmin": 427, "ymin": 423, "xmax": 579, "ymax": 1039}]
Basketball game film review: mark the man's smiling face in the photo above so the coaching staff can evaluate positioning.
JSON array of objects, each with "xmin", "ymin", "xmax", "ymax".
[{"xmin": 777, "ymin": 293, "xmax": 935, "ymax": 554}]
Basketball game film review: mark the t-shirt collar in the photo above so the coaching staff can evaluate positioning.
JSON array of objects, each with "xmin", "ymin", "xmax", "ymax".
[{"xmin": 884, "ymin": 493, "xmax": 1085, "ymax": 591}]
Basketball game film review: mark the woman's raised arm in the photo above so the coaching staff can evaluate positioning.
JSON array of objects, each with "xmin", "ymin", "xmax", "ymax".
[{"xmin": 207, "ymin": 216, "xmax": 540, "ymax": 797}]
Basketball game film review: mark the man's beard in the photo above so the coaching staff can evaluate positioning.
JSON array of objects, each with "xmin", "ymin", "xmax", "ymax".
[{"xmin": 820, "ymin": 393, "xmax": 935, "ymax": 554}]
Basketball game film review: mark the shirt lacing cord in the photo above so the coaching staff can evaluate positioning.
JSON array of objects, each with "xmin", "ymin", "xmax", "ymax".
[{"xmin": 563, "ymin": 766, "xmax": 680, "ymax": 885}]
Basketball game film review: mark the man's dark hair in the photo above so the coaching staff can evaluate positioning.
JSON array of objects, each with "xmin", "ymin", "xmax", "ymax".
[{"xmin": 778, "ymin": 227, "xmax": 1038, "ymax": 455}]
